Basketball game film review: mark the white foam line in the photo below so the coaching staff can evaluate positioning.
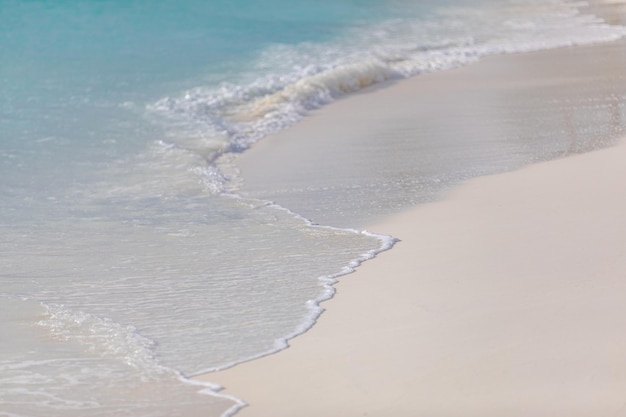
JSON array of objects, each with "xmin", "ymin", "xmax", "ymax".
[
  {"xmin": 187, "ymin": 194, "xmax": 397, "ymax": 376},
  {"xmin": 175, "ymin": 373, "xmax": 247, "ymax": 417}
]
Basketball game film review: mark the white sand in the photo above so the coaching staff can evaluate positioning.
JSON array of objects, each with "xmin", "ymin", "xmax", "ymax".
[
  {"xmin": 195, "ymin": 4, "xmax": 626, "ymax": 415},
  {"xmin": 201, "ymin": 137, "xmax": 626, "ymax": 417}
]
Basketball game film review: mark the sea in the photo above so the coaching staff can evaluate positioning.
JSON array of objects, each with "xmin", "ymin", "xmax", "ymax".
[{"xmin": 1, "ymin": 1, "xmax": 625, "ymax": 416}]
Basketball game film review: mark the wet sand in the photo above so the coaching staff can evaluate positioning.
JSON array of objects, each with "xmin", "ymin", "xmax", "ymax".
[{"xmin": 197, "ymin": 3, "xmax": 626, "ymax": 416}]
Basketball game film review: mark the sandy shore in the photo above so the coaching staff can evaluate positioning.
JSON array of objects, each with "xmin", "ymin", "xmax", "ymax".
[
  {"xmin": 204, "ymin": 139, "xmax": 626, "ymax": 416},
  {"xmin": 221, "ymin": 15, "xmax": 626, "ymax": 230},
  {"xmin": 197, "ymin": 4, "xmax": 626, "ymax": 416}
]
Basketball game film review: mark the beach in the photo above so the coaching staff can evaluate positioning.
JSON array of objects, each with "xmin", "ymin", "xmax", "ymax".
[
  {"xmin": 198, "ymin": 3, "xmax": 626, "ymax": 416},
  {"xmin": 12, "ymin": 0, "xmax": 626, "ymax": 417},
  {"xmin": 2, "ymin": 1, "xmax": 626, "ymax": 416},
  {"xmin": 207, "ymin": 139, "xmax": 626, "ymax": 417}
]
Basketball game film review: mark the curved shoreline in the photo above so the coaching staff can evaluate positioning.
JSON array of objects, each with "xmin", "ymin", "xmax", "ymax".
[
  {"xmin": 196, "ymin": 2, "xmax": 626, "ymax": 415},
  {"xmin": 205, "ymin": 136, "xmax": 626, "ymax": 417}
]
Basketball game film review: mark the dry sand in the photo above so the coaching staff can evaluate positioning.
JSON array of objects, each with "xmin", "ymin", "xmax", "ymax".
[
  {"xmin": 203, "ymin": 140, "xmax": 626, "ymax": 417},
  {"xmin": 197, "ymin": 4, "xmax": 626, "ymax": 416}
]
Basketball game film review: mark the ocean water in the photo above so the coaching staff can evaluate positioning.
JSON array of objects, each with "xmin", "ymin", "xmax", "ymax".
[{"xmin": 1, "ymin": 1, "xmax": 625, "ymax": 416}]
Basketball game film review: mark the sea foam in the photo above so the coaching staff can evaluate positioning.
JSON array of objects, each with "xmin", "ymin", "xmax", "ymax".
[
  {"xmin": 2, "ymin": 1, "xmax": 625, "ymax": 416},
  {"xmin": 146, "ymin": 0, "xmax": 626, "ymax": 195}
]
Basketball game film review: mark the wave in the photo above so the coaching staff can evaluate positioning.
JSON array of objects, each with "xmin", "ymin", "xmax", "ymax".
[
  {"xmin": 38, "ymin": 303, "xmax": 164, "ymax": 374},
  {"xmin": 144, "ymin": 1, "xmax": 626, "ymax": 195},
  {"xmin": 1, "ymin": 299, "xmax": 246, "ymax": 416}
]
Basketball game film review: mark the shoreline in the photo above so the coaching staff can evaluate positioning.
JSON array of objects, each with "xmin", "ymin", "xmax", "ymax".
[
  {"xmin": 196, "ymin": 3, "xmax": 626, "ymax": 415},
  {"xmin": 224, "ymin": 37, "xmax": 626, "ymax": 230},
  {"xmin": 203, "ymin": 136, "xmax": 626, "ymax": 417}
]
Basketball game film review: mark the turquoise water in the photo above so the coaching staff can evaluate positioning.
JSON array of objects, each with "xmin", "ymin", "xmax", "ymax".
[{"xmin": 1, "ymin": 1, "xmax": 625, "ymax": 416}]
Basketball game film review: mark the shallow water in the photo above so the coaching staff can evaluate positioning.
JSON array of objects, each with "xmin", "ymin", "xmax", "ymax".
[{"xmin": 1, "ymin": 1, "xmax": 625, "ymax": 416}]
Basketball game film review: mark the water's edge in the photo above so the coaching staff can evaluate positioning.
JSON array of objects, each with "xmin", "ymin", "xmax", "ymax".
[{"xmin": 190, "ymin": 2, "xmax": 626, "ymax": 414}]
